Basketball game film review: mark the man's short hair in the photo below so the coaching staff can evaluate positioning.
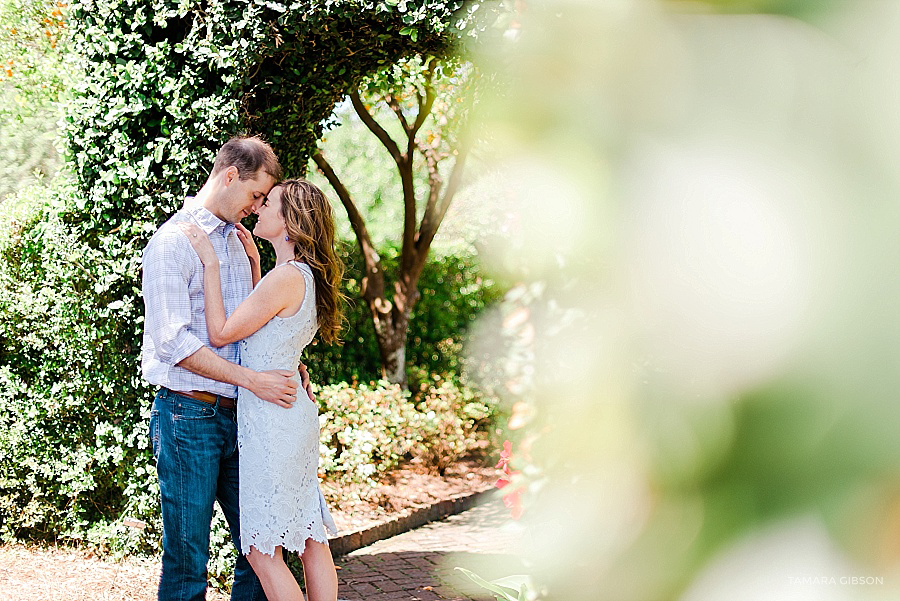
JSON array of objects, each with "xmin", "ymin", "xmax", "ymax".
[{"xmin": 212, "ymin": 135, "xmax": 283, "ymax": 182}]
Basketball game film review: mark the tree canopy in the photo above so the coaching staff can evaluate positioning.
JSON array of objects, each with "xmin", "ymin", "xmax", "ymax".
[{"xmin": 66, "ymin": 0, "xmax": 490, "ymax": 238}]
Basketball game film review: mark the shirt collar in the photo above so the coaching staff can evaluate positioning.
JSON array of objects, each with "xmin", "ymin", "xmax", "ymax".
[{"xmin": 183, "ymin": 204, "xmax": 234, "ymax": 236}]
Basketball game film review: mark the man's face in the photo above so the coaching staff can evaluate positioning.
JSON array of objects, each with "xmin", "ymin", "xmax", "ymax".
[{"xmin": 218, "ymin": 166, "xmax": 277, "ymax": 224}]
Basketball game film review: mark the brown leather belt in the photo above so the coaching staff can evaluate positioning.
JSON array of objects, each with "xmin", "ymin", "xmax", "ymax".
[{"xmin": 167, "ymin": 388, "xmax": 237, "ymax": 410}]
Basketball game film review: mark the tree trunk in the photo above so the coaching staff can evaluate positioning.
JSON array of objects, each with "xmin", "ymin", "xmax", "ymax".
[
  {"xmin": 380, "ymin": 340, "xmax": 407, "ymax": 387},
  {"xmin": 370, "ymin": 299, "xmax": 411, "ymax": 386}
]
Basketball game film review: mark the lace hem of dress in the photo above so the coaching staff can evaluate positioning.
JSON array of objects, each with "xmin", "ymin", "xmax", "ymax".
[
  {"xmin": 240, "ymin": 488, "xmax": 339, "ymax": 557},
  {"xmin": 242, "ymin": 528, "xmax": 330, "ymax": 558}
]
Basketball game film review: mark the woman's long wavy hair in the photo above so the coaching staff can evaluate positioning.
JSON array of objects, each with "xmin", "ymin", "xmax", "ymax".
[{"xmin": 277, "ymin": 179, "xmax": 345, "ymax": 344}]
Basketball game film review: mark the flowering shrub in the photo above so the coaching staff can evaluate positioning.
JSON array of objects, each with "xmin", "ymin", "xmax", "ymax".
[
  {"xmin": 413, "ymin": 379, "xmax": 494, "ymax": 474},
  {"xmin": 317, "ymin": 379, "xmax": 495, "ymax": 485},
  {"xmin": 0, "ymin": 180, "xmax": 158, "ymax": 555}
]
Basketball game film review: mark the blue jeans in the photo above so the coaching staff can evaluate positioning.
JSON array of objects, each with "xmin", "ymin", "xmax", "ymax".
[{"xmin": 150, "ymin": 388, "xmax": 267, "ymax": 601}]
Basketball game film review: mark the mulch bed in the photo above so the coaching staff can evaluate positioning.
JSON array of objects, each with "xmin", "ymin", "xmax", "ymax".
[{"xmin": 326, "ymin": 459, "xmax": 496, "ymax": 533}]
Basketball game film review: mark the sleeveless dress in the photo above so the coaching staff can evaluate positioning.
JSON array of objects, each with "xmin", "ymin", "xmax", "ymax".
[{"xmin": 237, "ymin": 260, "xmax": 337, "ymax": 556}]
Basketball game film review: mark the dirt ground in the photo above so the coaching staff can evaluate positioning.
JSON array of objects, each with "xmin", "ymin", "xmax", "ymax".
[{"xmin": 0, "ymin": 460, "xmax": 497, "ymax": 601}]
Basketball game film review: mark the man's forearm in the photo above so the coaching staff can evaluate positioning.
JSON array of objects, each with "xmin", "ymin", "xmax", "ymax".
[
  {"xmin": 176, "ymin": 347, "xmax": 258, "ymax": 392},
  {"xmin": 176, "ymin": 347, "xmax": 298, "ymax": 407}
]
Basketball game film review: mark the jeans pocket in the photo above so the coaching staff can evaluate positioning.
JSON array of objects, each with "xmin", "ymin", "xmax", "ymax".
[{"xmin": 172, "ymin": 397, "xmax": 217, "ymax": 420}]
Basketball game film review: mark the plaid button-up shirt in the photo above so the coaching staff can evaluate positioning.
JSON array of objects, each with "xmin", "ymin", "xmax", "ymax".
[{"xmin": 141, "ymin": 205, "xmax": 252, "ymax": 398}]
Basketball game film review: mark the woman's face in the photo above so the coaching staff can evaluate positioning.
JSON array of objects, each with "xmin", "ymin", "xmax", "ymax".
[{"xmin": 252, "ymin": 185, "xmax": 286, "ymax": 241}]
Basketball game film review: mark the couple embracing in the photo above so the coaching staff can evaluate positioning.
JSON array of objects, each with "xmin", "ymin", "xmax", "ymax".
[{"xmin": 141, "ymin": 136, "xmax": 342, "ymax": 601}]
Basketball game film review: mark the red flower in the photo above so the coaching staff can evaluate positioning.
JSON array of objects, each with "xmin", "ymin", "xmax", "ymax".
[
  {"xmin": 495, "ymin": 440, "xmax": 513, "ymax": 471},
  {"xmin": 495, "ymin": 474, "xmax": 524, "ymax": 519},
  {"xmin": 503, "ymin": 489, "xmax": 523, "ymax": 520},
  {"xmin": 495, "ymin": 440, "xmax": 524, "ymax": 519}
]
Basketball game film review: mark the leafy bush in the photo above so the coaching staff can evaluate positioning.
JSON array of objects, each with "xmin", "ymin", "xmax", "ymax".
[
  {"xmin": 0, "ymin": 180, "xmax": 158, "ymax": 555},
  {"xmin": 65, "ymin": 0, "xmax": 489, "ymax": 228},
  {"xmin": 317, "ymin": 378, "xmax": 494, "ymax": 484},
  {"xmin": 410, "ymin": 378, "xmax": 494, "ymax": 474}
]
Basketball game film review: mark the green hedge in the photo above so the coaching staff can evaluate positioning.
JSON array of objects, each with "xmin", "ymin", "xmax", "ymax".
[
  {"xmin": 0, "ymin": 181, "xmax": 153, "ymax": 549},
  {"xmin": 65, "ymin": 0, "xmax": 487, "ymax": 230}
]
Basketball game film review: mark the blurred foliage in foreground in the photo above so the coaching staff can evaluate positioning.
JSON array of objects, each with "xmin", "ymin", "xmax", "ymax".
[{"xmin": 464, "ymin": 0, "xmax": 900, "ymax": 599}]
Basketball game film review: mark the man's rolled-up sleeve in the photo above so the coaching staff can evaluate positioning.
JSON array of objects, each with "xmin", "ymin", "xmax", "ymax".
[{"xmin": 142, "ymin": 229, "xmax": 204, "ymax": 365}]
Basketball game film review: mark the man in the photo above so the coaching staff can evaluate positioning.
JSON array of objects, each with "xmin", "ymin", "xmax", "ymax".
[{"xmin": 142, "ymin": 136, "xmax": 307, "ymax": 601}]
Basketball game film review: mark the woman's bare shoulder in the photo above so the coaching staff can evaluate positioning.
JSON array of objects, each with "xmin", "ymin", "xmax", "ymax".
[{"xmin": 256, "ymin": 262, "xmax": 306, "ymax": 293}]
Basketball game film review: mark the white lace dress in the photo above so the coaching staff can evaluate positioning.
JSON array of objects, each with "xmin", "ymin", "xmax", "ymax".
[{"xmin": 237, "ymin": 260, "xmax": 337, "ymax": 556}]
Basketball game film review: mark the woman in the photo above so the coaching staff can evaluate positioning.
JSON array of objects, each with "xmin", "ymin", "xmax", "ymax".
[{"xmin": 179, "ymin": 179, "xmax": 343, "ymax": 601}]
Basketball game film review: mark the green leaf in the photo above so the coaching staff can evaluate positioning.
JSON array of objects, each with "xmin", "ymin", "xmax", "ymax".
[{"xmin": 455, "ymin": 567, "xmax": 521, "ymax": 601}]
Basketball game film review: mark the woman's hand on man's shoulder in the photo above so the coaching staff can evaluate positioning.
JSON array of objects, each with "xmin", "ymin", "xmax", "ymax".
[{"xmin": 177, "ymin": 222, "xmax": 218, "ymax": 267}]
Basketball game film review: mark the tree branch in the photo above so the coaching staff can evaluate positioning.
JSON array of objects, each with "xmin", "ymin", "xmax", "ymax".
[
  {"xmin": 417, "ymin": 139, "xmax": 472, "ymax": 253},
  {"xmin": 386, "ymin": 94, "xmax": 411, "ymax": 134},
  {"xmin": 410, "ymin": 83, "xmax": 436, "ymax": 139},
  {"xmin": 416, "ymin": 138, "xmax": 443, "ymax": 223},
  {"xmin": 397, "ymin": 152, "xmax": 418, "ymax": 282},
  {"xmin": 410, "ymin": 57, "xmax": 438, "ymax": 138},
  {"xmin": 349, "ymin": 89, "xmax": 404, "ymax": 167},
  {"xmin": 396, "ymin": 67, "xmax": 441, "ymax": 280},
  {"xmin": 350, "ymin": 90, "xmax": 416, "ymax": 266},
  {"xmin": 312, "ymin": 150, "xmax": 385, "ymax": 302}
]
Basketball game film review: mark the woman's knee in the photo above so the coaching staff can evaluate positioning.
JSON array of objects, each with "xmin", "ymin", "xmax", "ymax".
[
  {"xmin": 246, "ymin": 546, "xmax": 283, "ymax": 574},
  {"xmin": 300, "ymin": 539, "xmax": 333, "ymax": 564}
]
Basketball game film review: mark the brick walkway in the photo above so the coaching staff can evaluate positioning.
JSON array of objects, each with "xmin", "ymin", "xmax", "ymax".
[{"xmin": 335, "ymin": 500, "xmax": 526, "ymax": 601}]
